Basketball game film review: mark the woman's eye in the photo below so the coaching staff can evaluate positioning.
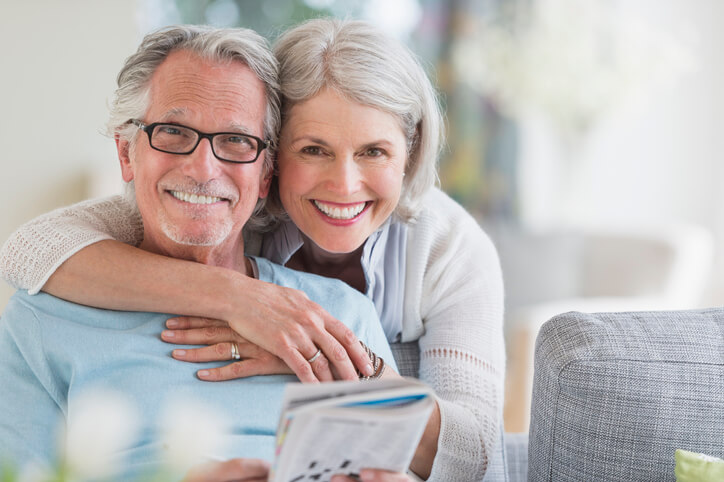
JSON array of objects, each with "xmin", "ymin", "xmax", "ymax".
[
  {"xmin": 364, "ymin": 147, "xmax": 385, "ymax": 157},
  {"xmin": 301, "ymin": 146, "xmax": 323, "ymax": 156}
]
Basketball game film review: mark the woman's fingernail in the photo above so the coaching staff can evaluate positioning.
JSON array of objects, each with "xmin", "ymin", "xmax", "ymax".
[
  {"xmin": 198, "ymin": 370, "xmax": 210, "ymax": 378},
  {"xmin": 162, "ymin": 330, "xmax": 175, "ymax": 338},
  {"xmin": 173, "ymin": 349, "xmax": 186, "ymax": 357},
  {"xmin": 365, "ymin": 363, "xmax": 374, "ymax": 376},
  {"xmin": 166, "ymin": 319, "xmax": 178, "ymax": 328}
]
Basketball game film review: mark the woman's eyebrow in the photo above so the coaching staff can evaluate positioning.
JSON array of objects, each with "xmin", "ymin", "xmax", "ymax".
[{"xmin": 290, "ymin": 135, "xmax": 331, "ymax": 146}]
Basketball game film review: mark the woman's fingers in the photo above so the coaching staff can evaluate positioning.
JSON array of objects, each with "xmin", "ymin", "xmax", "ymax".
[
  {"xmin": 183, "ymin": 458, "xmax": 270, "ymax": 482},
  {"xmin": 321, "ymin": 317, "xmax": 374, "ymax": 379}
]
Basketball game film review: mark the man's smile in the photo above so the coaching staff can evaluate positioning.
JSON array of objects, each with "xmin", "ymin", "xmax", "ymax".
[{"xmin": 169, "ymin": 190, "xmax": 227, "ymax": 205}]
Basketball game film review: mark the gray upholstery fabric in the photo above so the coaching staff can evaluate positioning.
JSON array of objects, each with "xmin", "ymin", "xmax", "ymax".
[
  {"xmin": 505, "ymin": 432, "xmax": 529, "ymax": 482},
  {"xmin": 389, "ymin": 342, "xmax": 509, "ymax": 482},
  {"xmin": 528, "ymin": 309, "xmax": 724, "ymax": 482}
]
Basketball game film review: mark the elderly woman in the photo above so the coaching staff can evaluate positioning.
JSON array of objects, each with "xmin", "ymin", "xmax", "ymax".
[{"xmin": 0, "ymin": 19, "xmax": 503, "ymax": 481}]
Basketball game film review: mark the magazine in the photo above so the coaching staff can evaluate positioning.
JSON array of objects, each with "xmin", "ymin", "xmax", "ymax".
[{"xmin": 270, "ymin": 377, "xmax": 435, "ymax": 482}]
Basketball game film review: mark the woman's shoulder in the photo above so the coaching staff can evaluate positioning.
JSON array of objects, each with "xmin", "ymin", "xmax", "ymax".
[{"xmin": 408, "ymin": 187, "xmax": 490, "ymax": 243}]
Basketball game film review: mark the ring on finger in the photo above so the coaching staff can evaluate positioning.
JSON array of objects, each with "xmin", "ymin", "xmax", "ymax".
[
  {"xmin": 230, "ymin": 342, "xmax": 241, "ymax": 360},
  {"xmin": 306, "ymin": 348, "xmax": 322, "ymax": 364}
]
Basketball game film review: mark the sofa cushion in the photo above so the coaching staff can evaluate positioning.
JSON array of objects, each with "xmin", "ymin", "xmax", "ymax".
[{"xmin": 528, "ymin": 309, "xmax": 724, "ymax": 482}]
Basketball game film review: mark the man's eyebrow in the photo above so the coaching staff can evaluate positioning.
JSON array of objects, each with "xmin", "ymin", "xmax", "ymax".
[
  {"xmin": 155, "ymin": 111, "xmax": 258, "ymax": 135},
  {"xmin": 158, "ymin": 108, "xmax": 188, "ymax": 122},
  {"xmin": 228, "ymin": 122, "xmax": 256, "ymax": 136}
]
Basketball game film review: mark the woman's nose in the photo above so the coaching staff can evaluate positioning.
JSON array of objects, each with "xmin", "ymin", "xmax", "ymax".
[{"xmin": 326, "ymin": 156, "xmax": 362, "ymax": 196}]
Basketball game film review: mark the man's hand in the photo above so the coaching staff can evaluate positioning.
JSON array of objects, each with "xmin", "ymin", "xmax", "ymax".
[
  {"xmin": 161, "ymin": 285, "xmax": 373, "ymax": 382},
  {"xmin": 183, "ymin": 458, "xmax": 270, "ymax": 482},
  {"xmin": 162, "ymin": 318, "xmax": 300, "ymax": 380},
  {"xmin": 331, "ymin": 468, "xmax": 415, "ymax": 482}
]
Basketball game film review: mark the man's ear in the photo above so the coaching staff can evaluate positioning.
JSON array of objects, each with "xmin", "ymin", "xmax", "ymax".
[
  {"xmin": 116, "ymin": 135, "xmax": 135, "ymax": 182},
  {"xmin": 258, "ymin": 164, "xmax": 273, "ymax": 199}
]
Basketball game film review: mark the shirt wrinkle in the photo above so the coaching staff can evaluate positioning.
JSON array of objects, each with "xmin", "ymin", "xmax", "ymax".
[{"xmin": 261, "ymin": 218, "xmax": 406, "ymax": 342}]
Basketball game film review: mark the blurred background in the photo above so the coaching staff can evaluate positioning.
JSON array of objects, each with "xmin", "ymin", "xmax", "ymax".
[{"xmin": 1, "ymin": 0, "xmax": 722, "ymax": 432}]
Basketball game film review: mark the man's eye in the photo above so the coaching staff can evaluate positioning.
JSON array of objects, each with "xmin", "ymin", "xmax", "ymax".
[
  {"xmin": 226, "ymin": 136, "xmax": 253, "ymax": 147},
  {"xmin": 159, "ymin": 126, "xmax": 183, "ymax": 136}
]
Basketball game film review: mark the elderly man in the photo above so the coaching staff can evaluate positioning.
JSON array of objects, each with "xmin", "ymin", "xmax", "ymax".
[{"xmin": 0, "ymin": 25, "xmax": 393, "ymax": 478}]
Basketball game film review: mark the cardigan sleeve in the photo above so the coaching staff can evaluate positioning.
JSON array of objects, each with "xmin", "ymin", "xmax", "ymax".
[
  {"xmin": 0, "ymin": 195, "xmax": 143, "ymax": 294},
  {"xmin": 403, "ymin": 189, "xmax": 505, "ymax": 481}
]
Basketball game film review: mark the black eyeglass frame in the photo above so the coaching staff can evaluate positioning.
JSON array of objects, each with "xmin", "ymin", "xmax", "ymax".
[{"xmin": 127, "ymin": 119, "xmax": 269, "ymax": 164}]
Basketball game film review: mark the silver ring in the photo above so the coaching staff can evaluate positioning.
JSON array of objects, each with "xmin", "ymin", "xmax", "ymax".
[
  {"xmin": 230, "ymin": 343, "xmax": 241, "ymax": 360},
  {"xmin": 306, "ymin": 348, "xmax": 322, "ymax": 364}
]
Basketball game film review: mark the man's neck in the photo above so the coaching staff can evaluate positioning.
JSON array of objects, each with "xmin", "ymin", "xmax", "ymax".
[{"xmin": 139, "ymin": 236, "xmax": 250, "ymax": 275}]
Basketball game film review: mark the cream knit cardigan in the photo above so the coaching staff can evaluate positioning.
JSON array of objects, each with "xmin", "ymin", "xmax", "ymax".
[{"xmin": 0, "ymin": 187, "xmax": 504, "ymax": 481}]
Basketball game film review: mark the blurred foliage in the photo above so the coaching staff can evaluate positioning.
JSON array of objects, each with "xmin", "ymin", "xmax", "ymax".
[{"xmin": 154, "ymin": 0, "xmax": 514, "ymax": 221}]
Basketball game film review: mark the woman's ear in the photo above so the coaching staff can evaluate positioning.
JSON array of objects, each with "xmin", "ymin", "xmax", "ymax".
[{"xmin": 116, "ymin": 135, "xmax": 135, "ymax": 182}]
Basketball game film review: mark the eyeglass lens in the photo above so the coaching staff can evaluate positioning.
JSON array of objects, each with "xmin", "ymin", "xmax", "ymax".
[{"xmin": 151, "ymin": 124, "xmax": 260, "ymax": 162}]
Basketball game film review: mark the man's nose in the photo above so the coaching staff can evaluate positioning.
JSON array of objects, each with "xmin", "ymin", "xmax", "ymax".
[{"xmin": 180, "ymin": 138, "xmax": 220, "ymax": 183}]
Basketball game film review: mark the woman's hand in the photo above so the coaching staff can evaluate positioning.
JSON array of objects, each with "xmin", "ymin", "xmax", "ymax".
[
  {"xmin": 162, "ymin": 317, "xmax": 337, "ymax": 382},
  {"xmin": 206, "ymin": 279, "xmax": 374, "ymax": 383},
  {"xmin": 183, "ymin": 458, "xmax": 269, "ymax": 482},
  {"xmin": 331, "ymin": 469, "xmax": 415, "ymax": 482}
]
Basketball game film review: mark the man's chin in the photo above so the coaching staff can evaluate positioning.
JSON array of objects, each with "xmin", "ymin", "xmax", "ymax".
[{"xmin": 160, "ymin": 222, "xmax": 233, "ymax": 248}]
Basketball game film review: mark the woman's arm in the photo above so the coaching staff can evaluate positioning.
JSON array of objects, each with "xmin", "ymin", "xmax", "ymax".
[
  {"xmin": 0, "ymin": 194, "xmax": 143, "ymax": 292},
  {"xmin": 0, "ymin": 197, "xmax": 372, "ymax": 382},
  {"xmin": 404, "ymin": 192, "xmax": 506, "ymax": 481}
]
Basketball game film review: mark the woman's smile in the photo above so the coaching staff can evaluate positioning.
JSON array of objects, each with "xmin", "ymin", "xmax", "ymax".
[
  {"xmin": 277, "ymin": 88, "xmax": 407, "ymax": 254},
  {"xmin": 311, "ymin": 200, "xmax": 371, "ymax": 222}
]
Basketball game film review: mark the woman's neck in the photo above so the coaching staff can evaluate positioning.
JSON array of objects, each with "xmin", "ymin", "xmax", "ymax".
[{"xmin": 286, "ymin": 235, "xmax": 366, "ymax": 293}]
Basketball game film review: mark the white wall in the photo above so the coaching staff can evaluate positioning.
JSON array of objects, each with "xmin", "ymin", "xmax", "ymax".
[
  {"xmin": 0, "ymin": 1, "xmax": 139, "ymax": 310},
  {"xmin": 518, "ymin": 0, "xmax": 724, "ymax": 307}
]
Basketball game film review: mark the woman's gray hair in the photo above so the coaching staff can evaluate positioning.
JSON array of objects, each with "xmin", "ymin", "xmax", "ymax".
[
  {"xmin": 108, "ymin": 25, "xmax": 280, "ymax": 230},
  {"xmin": 270, "ymin": 18, "xmax": 444, "ymax": 223}
]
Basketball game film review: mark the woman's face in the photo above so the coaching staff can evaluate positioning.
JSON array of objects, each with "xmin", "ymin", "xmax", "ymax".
[{"xmin": 277, "ymin": 88, "xmax": 408, "ymax": 254}]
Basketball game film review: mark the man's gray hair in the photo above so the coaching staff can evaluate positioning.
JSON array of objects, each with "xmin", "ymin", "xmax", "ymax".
[
  {"xmin": 108, "ymin": 25, "xmax": 280, "ymax": 230},
  {"xmin": 270, "ymin": 18, "xmax": 443, "ymax": 222}
]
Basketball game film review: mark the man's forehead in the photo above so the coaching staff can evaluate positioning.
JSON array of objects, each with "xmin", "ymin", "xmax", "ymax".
[
  {"xmin": 156, "ymin": 107, "xmax": 257, "ymax": 135},
  {"xmin": 146, "ymin": 50, "xmax": 266, "ymax": 133}
]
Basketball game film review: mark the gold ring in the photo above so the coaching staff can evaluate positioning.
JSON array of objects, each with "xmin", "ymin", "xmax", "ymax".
[{"xmin": 231, "ymin": 343, "xmax": 241, "ymax": 360}]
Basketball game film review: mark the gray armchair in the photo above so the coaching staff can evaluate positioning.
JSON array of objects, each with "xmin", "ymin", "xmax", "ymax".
[{"xmin": 393, "ymin": 307, "xmax": 724, "ymax": 481}]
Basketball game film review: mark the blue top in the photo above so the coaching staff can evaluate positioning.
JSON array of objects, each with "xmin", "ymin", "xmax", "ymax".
[
  {"xmin": 260, "ymin": 219, "xmax": 407, "ymax": 342},
  {"xmin": 0, "ymin": 257, "xmax": 395, "ymax": 477}
]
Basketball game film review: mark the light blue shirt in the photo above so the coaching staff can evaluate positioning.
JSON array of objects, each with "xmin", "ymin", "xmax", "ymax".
[
  {"xmin": 260, "ymin": 219, "xmax": 407, "ymax": 342},
  {"xmin": 0, "ymin": 257, "xmax": 395, "ymax": 478}
]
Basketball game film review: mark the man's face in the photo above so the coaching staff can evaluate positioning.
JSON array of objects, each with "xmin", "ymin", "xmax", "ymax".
[{"xmin": 117, "ymin": 50, "xmax": 270, "ymax": 257}]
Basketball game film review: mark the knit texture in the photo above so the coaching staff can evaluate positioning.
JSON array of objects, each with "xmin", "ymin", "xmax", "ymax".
[
  {"xmin": 0, "ymin": 187, "xmax": 505, "ymax": 481},
  {"xmin": 0, "ymin": 195, "xmax": 142, "ymax": 293},
  {"xmin": 405, "ymin": 188, "xmax": 505, "ymax": 481}
]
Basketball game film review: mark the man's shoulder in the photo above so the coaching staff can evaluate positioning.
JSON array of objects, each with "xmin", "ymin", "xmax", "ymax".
[
  {"xmin": 253, "ymin": 257, "xmax": 376, "ymax": 319},
  {"xmin": 2, "ymin": 290, "xmax": 156, "ymax": 331}
]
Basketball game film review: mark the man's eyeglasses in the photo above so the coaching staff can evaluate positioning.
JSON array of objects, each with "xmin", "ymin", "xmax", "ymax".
[{"xmin": 128, "ymin": 119, "xmax": 268, "ymax": 164}]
